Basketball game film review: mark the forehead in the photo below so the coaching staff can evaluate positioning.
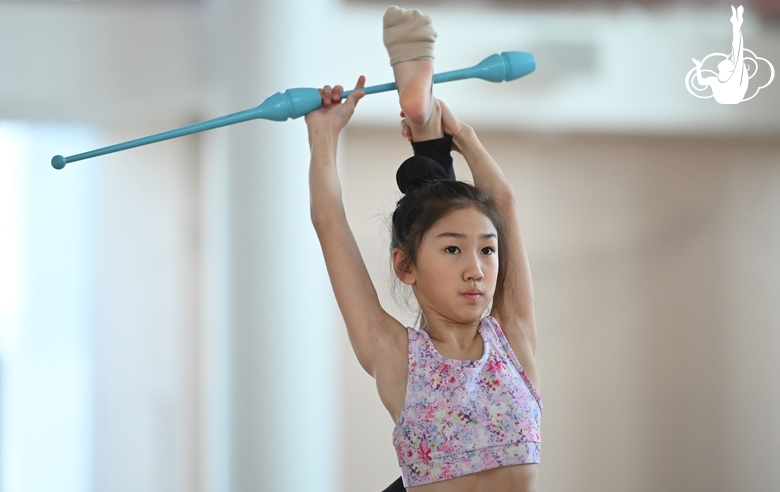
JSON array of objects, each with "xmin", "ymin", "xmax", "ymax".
[{"xmin": 427, "ymin": 207, "xmax": 497, "ymax": 237}]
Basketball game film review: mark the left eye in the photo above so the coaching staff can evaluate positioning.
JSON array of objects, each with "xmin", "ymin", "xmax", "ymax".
[{"xmin": 481, "ymin": 247, "xmax": 495, "ymax": 255}]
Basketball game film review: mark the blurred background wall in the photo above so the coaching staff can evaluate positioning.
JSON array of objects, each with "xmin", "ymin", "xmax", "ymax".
[{"xmin": 0, "ymin": 1, "xmax": 778, "ymax": 492}]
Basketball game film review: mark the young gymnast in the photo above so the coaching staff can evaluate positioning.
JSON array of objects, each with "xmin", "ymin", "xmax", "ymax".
[{"xmin": 305, "ymin": 7, "xmax": 542, "ymax": 492}]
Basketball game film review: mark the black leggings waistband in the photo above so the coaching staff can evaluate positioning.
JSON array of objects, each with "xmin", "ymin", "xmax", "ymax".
[{"xmin": 382, "ymin": 476, "xmax": 406, "ymax": 492}]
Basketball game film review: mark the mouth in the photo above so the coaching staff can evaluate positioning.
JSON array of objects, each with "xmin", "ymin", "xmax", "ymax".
[{"xmin": 462, "ymin": 290, "xmax": 483, "ymax": 302}]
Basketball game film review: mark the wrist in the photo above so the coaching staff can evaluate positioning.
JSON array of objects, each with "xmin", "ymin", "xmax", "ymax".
[
  {"xmin": 451, "ymin": 124, "xmax": 475, "ymax": 151},
  {"xmin": 307, "ymin": 124, "xmax": 340, "ymax": 148}
]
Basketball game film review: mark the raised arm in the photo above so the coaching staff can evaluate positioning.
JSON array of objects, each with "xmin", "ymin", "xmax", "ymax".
[
  {"xmin": 305, "ymin": 78, "xmax": 405, "ymax": 377},
  {"xmin": 441, "ymin": 101, "xmax": 538, "ymax": 354}
]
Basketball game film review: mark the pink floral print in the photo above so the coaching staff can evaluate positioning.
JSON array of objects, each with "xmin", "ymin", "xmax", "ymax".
[{"xmin": 392, "ymin": 316, "xmax": 542, "ymax": 487}]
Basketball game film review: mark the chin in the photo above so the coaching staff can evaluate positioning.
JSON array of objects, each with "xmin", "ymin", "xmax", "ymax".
[{"xmin": 459, "ymin": 308, "xmax": 488, "ymax": 323}]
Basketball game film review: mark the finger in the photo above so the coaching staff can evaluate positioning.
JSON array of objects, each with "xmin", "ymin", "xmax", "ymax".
[
  {"xmin": 347, "ymin": 77, "xmax": 367, "ymax": 106},
  {"xmin": 333, "ymin": 85, "xmax": 344, "ymax": 103},
  {"xmin": 400, "ymin": 119, "xmax": 412, "ymax": 141},
  {"xmin": 347, "ymin": 89, "xmax": 366, "ymax": 107},
  {"xmin": 439, "ymin": 99, "xmax": 455, "ymax": 120},
  {"xmin": 354, "ymin": 75, "xmax": 366, "ymax": 90},
  {"xmin": 440, "ymin": 100, "xmax": 459, "ymax": 123},
  {"xmin": 439, "ymin": 99, "xmax": 464, "ymax": 137},
  {"xmin": 322, "ymin": 85, "xmax": 333, "ymax": 105}
]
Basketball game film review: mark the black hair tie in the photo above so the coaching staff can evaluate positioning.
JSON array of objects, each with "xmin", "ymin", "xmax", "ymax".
[
  {"xmin": 396, "ymin": 155, "xmax": 446, "ymax": 194},
  {"xmin": 396, "ymin": 134, "xmax": 456, "ymax": 194}
]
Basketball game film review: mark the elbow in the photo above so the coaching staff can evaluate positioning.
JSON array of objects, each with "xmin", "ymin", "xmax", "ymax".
[
  {"xmin": 310, "ymin": 208, "xmax": 330, "ymax": 232},
  {"xmin": 310, "ymin": 205, "xmax": 323, "ymax": 229},
  {"xmin": 490, "ymin": 184, "xmax": 516, "ymax": 207},
  {"xmin": 311, "ymin": 206, "xmax": 345, "ymax": 233}
]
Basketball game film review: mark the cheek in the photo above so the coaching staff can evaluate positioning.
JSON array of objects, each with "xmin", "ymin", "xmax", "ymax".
[
  {"xmin": 414, "ymin": 260, "xmax": 448, "ymax": 285},
  {"xmin": 487, "ymin": 256, "xmax": 500, "ymax": 280},
  {"xmin": 426, "ymin": 263, "xmax": 454, "ymax": 285}
]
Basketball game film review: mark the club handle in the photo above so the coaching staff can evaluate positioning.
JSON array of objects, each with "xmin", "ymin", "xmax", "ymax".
[
  {"xmin": 51, "ymin": 106, "xmax": 264, "ymax": 169},
  {"xmin": 52, "ymin": 88, "xmax": 323, "ymax": 169}
]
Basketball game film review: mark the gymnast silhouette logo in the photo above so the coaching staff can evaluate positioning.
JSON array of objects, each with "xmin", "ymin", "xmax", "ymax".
[{"xmin": 685, "ymin": 5, "xmax": 774, "ymax": 104}]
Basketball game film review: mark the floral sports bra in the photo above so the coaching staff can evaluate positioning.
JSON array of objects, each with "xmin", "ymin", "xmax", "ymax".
[{"xmin": 392, "ymin": 316, "xmax": 542, "ymax": 487}]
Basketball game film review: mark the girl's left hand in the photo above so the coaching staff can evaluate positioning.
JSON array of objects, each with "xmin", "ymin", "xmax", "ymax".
[
  {"xmin": 399, "ymin": 98, "xmax": 466, "ymax": 154},
  {"xmin": 305, "ymin": 76, "xmax": 366, "ymax": 135}
]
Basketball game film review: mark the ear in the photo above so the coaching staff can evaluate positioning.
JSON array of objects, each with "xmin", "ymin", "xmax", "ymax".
[{"xmin": 392, "ymin": 248, "xmax": 415, "ymax": 285}]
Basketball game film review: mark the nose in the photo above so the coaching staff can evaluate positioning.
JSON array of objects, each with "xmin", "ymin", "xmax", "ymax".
[{"xmin": 463, "ymin": 251, "xmax": 484, "ymax": 282}]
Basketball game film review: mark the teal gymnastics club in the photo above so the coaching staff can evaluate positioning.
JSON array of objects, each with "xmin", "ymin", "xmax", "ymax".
[{"xmin": 51, "ymin": 51, "xmax": 535, "ymax": 169}]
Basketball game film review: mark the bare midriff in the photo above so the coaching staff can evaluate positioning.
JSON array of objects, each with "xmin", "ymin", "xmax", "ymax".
[{"xmin": 408, "ymin": 463, "xmax": 538, "ymax": 492}]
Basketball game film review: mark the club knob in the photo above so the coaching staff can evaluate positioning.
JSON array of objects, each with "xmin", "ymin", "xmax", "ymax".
[{"xmin": 52, "ymin": 155, "xmax": 67, "ymax": 170}]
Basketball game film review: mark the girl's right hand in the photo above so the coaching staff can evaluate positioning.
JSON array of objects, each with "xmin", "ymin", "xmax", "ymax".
[
  {"xmin": 305, "ymin": 76, "xmax": 366, "ymax": 136},
  {"xmin": 401, "ymin": 98, "xmax": 468, "ymax": 153}
]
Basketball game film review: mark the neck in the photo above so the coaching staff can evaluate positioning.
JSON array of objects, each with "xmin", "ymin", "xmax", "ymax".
[{"xmin": 420, "ymin": 312, "xmax": 482, "ymax": 347}]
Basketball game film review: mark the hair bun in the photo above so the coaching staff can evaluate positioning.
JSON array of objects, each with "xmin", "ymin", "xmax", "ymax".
[{"xmin": 396, "ymin": 155, "xmax": 448, "ymax": 194}]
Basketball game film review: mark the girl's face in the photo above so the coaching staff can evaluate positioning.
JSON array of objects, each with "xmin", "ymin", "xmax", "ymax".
[{"xmin": 400, "ymin": 207, "xmax": 499, "ymax": 325}]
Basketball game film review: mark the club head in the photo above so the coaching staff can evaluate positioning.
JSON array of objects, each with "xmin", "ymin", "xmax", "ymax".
[
  {"xmin": 500, "ymin": 51, "xmax": 536, "ymax": 81},
  {"xmin": 470, "ymin": 51, "xmax": 536, "ymax": 83}
]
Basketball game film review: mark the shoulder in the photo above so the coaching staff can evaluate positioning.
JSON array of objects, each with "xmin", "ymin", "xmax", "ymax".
[
  {"xmin": 486, "ymin": 314, "xmax": 533, "ymax": 349},
  {"xmin": 481, "ymin": 315, "xmax": 516, "ymax": 354}
]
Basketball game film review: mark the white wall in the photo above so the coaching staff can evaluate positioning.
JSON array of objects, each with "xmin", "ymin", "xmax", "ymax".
[
  {"xmin": 0, "ymin": 1, "xmax": 202, "ymax": 128},
  {"xmin": 1, "ymin": 4, "xmax": 205, "ymax": 492},
  {"xmin": 88, "ymin": 128, "xmax": 201, "ymax": 492},
  {"xmin": 0, "ymin": 122, "xmax": 100, "ymax": 492}
]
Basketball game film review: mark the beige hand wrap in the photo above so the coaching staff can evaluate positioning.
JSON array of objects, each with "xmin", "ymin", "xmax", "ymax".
[{"xmin": 382, "ymin": 6, "xmax": 437, "ymax": 66}]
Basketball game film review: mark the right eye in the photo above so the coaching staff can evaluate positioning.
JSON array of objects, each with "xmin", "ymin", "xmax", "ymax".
[{"xmin": 445, "ymin": 246, "xmax": 460, "ymax": 254}]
